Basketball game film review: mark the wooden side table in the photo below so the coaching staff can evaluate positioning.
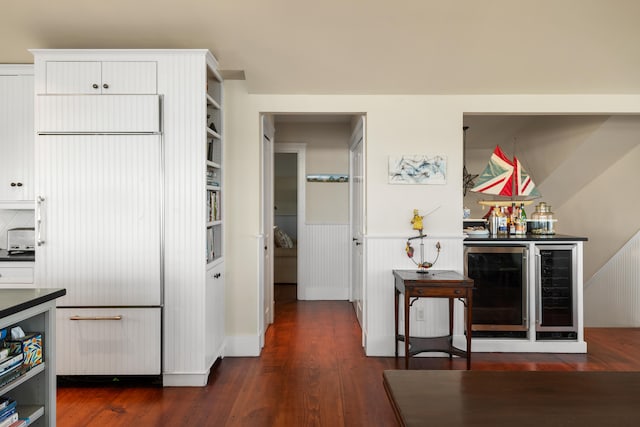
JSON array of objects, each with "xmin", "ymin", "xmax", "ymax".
[{"xmin": 393, "ymin": 269, "xmax": 474, "ymax": 369}]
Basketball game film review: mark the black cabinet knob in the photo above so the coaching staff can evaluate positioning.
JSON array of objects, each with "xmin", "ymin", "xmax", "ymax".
[
  {"xmin": 92, "ymin": 84, "xmax": 99, "ymax": 89},
  {"xmin": 10, "ymin": 182, "xmax": 16, "ymax": 187},
  {"xmin": 17, "ymin": 182, "xmax": 22, "ymax": 187},
  {"xmin": 103, "ymin": 83, "xmax": 109, "ymax": 89}
]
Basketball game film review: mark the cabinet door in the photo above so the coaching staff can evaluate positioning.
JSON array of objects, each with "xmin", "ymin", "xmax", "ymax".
[
  {"xmin": 45, "ymin": 61, "xmax": 157, "ymax": 94},
  {"xmin": 0, "ymin": 75, "xmax": 34, "ymax": 201},
  {"xmin": 35, "ymin": 134, "xmax": 162, "ymax": 306},
  {"xmin": 46, "ymin": 61, "xmax": 102, "ymax": 94},
  {"xmin": 101, "ymin": 61, "xmax": 157, "ymax": 94},
  {"xmin": 206, "ymin": 262, "xmax": 225, "ymax": 366}
]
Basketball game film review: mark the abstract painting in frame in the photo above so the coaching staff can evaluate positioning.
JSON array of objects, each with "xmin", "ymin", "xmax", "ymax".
[{"xmin": 388, "ymin": 154, "xmax": 447, "ymax": 184}]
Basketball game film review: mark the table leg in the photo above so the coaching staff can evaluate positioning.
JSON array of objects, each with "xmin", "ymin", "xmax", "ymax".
[
  {"xmin": 394, "ymin": 288, "xmax": 399, "ymax": 358},
  {"xmin": 448, "ymin": 298, "xmax": 454, "ymax": 360},
  {"xmin": 404, "ymin": 293, "xmax": 410, "ymax": 369},
  {"xmin": 466, "ymin": 294, "xmax": 472, "ymax": 370}
]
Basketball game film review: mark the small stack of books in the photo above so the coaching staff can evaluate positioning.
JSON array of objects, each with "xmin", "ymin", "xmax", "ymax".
[
  {"xmin": 0, "ymin": 328, "xmax": 24, "ymax": 384},
  {"xmin": 0, "ymin": 396, "xmax": 25, "ymax": 427}
]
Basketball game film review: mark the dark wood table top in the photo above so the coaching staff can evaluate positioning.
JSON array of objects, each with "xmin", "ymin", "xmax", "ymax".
[
  {"xmin": 383, "ymin": 370, "xmax": 640, "ymax": 426},
  {"xmin": 393, "ymin": 270, "xmax": 473, "ymax": 287}
]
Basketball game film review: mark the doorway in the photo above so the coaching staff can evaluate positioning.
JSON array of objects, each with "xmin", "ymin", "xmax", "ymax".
[{"xmin": 260, "ymin": 113, "xmax": 366, "ymax": 342}]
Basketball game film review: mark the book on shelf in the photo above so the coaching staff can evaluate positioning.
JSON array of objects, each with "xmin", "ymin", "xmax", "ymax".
[
  {"xmin": 0, "ymin": 398, "xmax": 13, "ymax": 412},
  {"xmin": 8, "ymin": 419, "xmax": 26, "ymax": 427},
  {"xmin": 0, "ymin": 353, "xmax": 23, "ymax": 375},
  {"xmin": 0, "ymin": 399, "xmax": 16, "ymax": 420},
  {"xmin": 0, "ymin": 412, "xmax": 18, "ymax": 427},
  {"xmin": 206, "ymin": 227, "xmax": 215, "ymax": 262},
  {"xmin": 0, "ymin": 348, "xmax": 9, "ymax": 363}
]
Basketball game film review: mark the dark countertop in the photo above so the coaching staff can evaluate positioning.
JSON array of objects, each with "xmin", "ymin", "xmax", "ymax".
[
  {"xmin": 0, "ymin": 249, "xmax": 35, "ymax": 262},
  {"xmin": 0, "ymin": 288, "xmax": 66, "ymax": 319},
  {"xmin": 464, "ymin": 233, "xmax": 588, "ymax": 242}
]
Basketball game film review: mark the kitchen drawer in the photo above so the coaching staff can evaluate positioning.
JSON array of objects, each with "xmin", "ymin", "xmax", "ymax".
[
  {"xmin": 56, "ymin": 307, "xmax": 161, "ymax": 375},
  {"xmin": 0, "ymin": 265, "xmax": 34, "ymax": 284}
]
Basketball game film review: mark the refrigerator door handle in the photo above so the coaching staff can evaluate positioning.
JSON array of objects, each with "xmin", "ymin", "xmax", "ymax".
[
  {"xmin": 535, "ymin": 251, "xmax": 541, "ymax": 325},
  {"xmin": 36, "ymin": 195, "xmax": 46, "ymax": 246}
]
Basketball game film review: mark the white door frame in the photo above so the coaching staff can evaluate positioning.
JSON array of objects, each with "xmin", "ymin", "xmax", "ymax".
[{"xmin": 274, "ymin": 143, "xmax": 306, "ymax": 297}]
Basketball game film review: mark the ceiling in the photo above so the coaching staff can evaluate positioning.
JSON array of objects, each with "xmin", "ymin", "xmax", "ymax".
[{"xmin": 3, "ymin": 1, "xmax": 640, "ymax": 95}]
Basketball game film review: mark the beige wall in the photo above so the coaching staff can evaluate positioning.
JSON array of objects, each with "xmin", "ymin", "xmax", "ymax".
[
  {"xmin": 276, "ymin": 121, "xmax": 351, "ymax": 224},
  {"xmin": 223, "ymin": 83, "xmax": 640, "ymax": 343}
]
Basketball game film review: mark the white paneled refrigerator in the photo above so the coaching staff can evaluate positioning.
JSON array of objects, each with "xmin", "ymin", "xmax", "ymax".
[{"xmin": 35, "ymin": 95, "xmax": 162, "ymax": 375}]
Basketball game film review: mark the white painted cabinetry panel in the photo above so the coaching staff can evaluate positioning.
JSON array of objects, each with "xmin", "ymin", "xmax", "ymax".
[
  {"xmin": 45, "ymin": 61, "xmax": 157, "ymax": 94},
  {"xmin": 0, "ymin": 69, "xmax": 34, "ymax": 203},
  {"xmin": 35, "ymin": 95, "xmax": 161, "ymax": 134},
  {"xmin": 35, "ymin": 134, "xmax": 161, "ymax": 306},
  {"xmin": 56, "ymin": 307, "xmax": 161, "ymax": 375}
]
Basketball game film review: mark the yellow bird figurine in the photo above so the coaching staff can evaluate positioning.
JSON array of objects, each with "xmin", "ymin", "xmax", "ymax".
[{"xmin": 411, "ymin": 209, "xmax": 424, "ymax": 233}]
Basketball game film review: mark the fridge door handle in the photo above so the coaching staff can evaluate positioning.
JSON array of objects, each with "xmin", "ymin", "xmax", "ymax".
[
  {"xmin": 535, "ymin": 251, "xmax": 541, "ymax": 325},
  {"xmin": 36, "ymin": 195, "xmax": 46, "ymax": 246}
]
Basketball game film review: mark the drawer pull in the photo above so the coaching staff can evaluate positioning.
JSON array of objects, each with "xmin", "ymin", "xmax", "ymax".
[{"xmin": 70, "ymin": 315, "xmax": 123, "ymax": 321}]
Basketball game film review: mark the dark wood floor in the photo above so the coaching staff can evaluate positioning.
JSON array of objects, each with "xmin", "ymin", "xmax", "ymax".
[{"xmin": 56, "ymin": 286, "xmax": 640, "ymax": 426}]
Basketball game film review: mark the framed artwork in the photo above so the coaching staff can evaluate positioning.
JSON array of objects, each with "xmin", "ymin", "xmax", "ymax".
[
  {"xmin": 388, "ymin": 154, "xmax": 447, "ymax": 184},
  {"xmin": 306, "ymin": 174, "xmax": 349, "ymax": 183}
]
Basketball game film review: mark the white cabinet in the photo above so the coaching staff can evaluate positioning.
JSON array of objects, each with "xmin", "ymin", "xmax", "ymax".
[
  {"xmin": 45, "ymin": 61, "xmax": 157, "ymax": 94},
  {"xmin": 0, "ymin": 263, "xmax": 34, "ymax": 288},
  {"xmin": 32, "ymin": 50, "xmax": 226, "ymax": 386},
  {"xmin": 0, "ymin": 66, "xmax": 34, "ymax": 206}
]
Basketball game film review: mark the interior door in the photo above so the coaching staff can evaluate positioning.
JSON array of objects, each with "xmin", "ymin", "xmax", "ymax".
[
  {"xmin": 350, "ymin": 116, "xmax": 365, "ymax": 329},
  {"xmin": 262, "ymin": 115, "xmax": 275, "ymax": 341}
]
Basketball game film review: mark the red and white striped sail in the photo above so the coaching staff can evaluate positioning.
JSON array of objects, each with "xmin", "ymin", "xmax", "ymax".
[
  {"xmin": 470, "ymin": 145, "xmax": 514, "ymax": 196},
  {"xmin": 471, "ymin": 146, "xmax": 539, "ymax": 197}
]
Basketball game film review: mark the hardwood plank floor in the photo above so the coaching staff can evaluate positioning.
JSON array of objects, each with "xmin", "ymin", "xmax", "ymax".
[{"xmin": 56, "ymin": 292, "xmax": 640, "ymax": 426}]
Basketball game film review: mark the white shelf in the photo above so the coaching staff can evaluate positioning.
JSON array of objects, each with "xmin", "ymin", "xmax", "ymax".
[
  {"xmin": 207, "ymin": 128, "xmax": 221, "ymax": 139},
  {"xmin": 207, "ymin": 160, "xmax": 221, "ymax": 169},
  {"xmin": 17, "ymin": 404, "xmax": 45, "ymax": 425},
  {"xmin": 0, "ymin": 363, "xmax": 45, "ymax": 394},
  {"xmin": 206, "ymin": 93, "xmax": 221, "ymax": 110}
]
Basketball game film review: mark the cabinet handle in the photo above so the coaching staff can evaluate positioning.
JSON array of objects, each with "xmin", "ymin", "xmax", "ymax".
[
  {"xmin": 10, "ymin": 182, "xmax": 16, "ymax": 187},
  {"xmin": 92, "ymin": 84, "xmax": 99, "ymax": 89},
  {"xmin": 214, "ymin": 273, "xmax": 221, "ymax": 279},
  {"xmin": 70, "ymin": 315, "xmax": 123, "ymax": 321},
  {"xmin": 103, "ymin": 83, "xmax": 109, "ymax": 89},
  {"xmin": 16, "ymin": 182, "xmax": 22, "ymax": 187}
]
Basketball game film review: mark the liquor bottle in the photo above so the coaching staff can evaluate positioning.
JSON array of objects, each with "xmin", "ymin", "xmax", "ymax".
[
  {"xmin": 498, "ymin": 207, "xmax": 508, "ymax": 235},
  {"xmin": 519, "ymin": 203, "xmax": 527, "ymax": 234},
  {"xmin": 509, "ymin": 203, "xmax": 516, "ymax": 234}
]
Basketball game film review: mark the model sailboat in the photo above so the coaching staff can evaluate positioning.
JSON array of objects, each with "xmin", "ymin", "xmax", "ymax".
[{"xmin": 470, "ymin": 145, "xmax": 540, "ymax": 206}]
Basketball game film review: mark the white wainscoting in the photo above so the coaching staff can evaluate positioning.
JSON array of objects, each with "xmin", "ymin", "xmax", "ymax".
[
  {"xmin": 363, "ymin": 235, "xmax": 465, "ymax": 356},
  {"xmin": 299, "ymin": 223, "xmax": 350, "ymax": 300},
  {"xmin": 584, "ymin": 230, "xmax": 640, "ymax": 327}
]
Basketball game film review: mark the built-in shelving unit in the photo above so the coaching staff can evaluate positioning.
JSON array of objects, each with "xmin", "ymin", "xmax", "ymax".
[
  {"xmin": 0, "ymin": 288, "xmax": 66, "ymax": 427},
  {"xmin": 206, "ymin": 67, "xmax": 223, "ymax": 266}
]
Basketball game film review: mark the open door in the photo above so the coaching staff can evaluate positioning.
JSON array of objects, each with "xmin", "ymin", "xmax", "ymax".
[
  {"xmin": 261, "ymin": 115, "xmax": 275, "ymax": 347},
  {"xmin": 350, "ymin": 116, "xmax": 365, "ymax": 332}
]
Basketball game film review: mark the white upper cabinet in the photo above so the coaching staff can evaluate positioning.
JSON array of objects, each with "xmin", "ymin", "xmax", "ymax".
[
  {"xmin": 45, "ymin": 61, "xmax": 157, "ymax": 94},
  {"xmin": 0, "ymin": 67, "xmax": 34, "ymax": 204}
]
